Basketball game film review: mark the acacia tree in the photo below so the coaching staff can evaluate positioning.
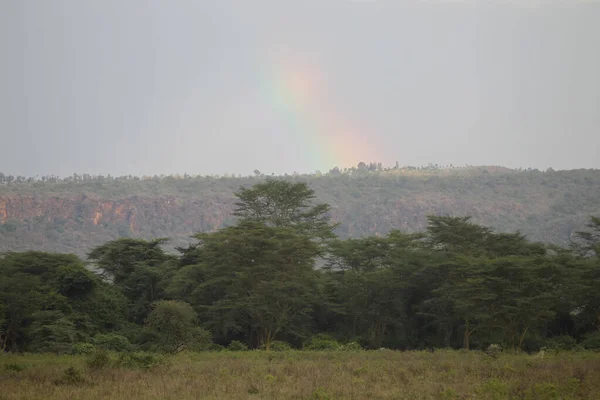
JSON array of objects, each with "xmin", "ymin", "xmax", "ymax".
[
  {"xmin": 88, "ymin": 238, "xmax": 176, "ymax": 322},
  {"xmin": 173, "ymin": 221, "xmax": 319, "ymax": 350},
  {"xmin": 420, "ymin": 255, "xmax": 496, "ymax": 349},
  {"xmin": 233, "ymin": 180, "xmax": 337, "ymax": 240}
]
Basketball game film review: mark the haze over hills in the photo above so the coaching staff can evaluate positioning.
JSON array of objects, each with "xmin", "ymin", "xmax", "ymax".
[{"xmin": 1, "ymin": 165, "xmax": 599, "ymax": 257}]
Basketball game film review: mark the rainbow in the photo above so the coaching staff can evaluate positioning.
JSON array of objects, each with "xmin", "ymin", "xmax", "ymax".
[{"xmin": 256, "ymin": 54, "xmax": 378, "ymax": 172}]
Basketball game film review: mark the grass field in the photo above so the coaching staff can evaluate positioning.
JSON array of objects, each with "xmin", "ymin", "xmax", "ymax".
[{"xmin": 1, "ymin": 350, "xmax": 600, "ymax": 399}]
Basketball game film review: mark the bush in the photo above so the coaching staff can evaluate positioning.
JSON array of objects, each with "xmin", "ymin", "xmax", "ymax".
[
  {"xmin": 485, "ymin": 344, "xmax": 502, "ymax": 359},
  {"xmin": 304, "ymin": 335, "xmax": 341, "ymax": 351},
  {"xmin": 207, "ymin": 343, "xmax": 225, "ymax": 352},
  {"xmin": 582, "ymin": 332, "xmax": 600, "ymax": 351},
  {"xmin": 72, "ymin": 343, "xmax": 96, "ymax": 355},
  {"xmin": 54, "ymin": 366, "xmax": 86, "ymax": 385},
  {"xmin": 115, "ymin": 351, "xmax": 164, "ymax": 369},
  {"xmin": 143, "ymin": 300, "xmax": 201, "ymax": 354},
  {"xmin": 3, "ymin": 363, "xmax": 26, "ymax": 372},
  {"xmin": 269, "ymin": 341, "xmax": 292, "ymax": 351},
  {"xmin": 86, "ymin": 349, "xmax": 111, "ymax": 370},
  {"xmin": 339, "ymin": 342, "xmax": 363, "ymax": 351},
  {"xmin": 545, "ymin": 335, "xmax": 577, "ymax": 351},
  {"xmin": 228, "ymin": 340, "xmax": 249, "ymax": 351},
  {"xmin": 93, "ymin": 333, "xmax": 132, "ymax": 352}
]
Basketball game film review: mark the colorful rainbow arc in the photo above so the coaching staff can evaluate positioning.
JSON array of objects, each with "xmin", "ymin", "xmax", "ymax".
[{"xmin": 257, "ymin": 57, "xmax": 377, "ymax": 172}]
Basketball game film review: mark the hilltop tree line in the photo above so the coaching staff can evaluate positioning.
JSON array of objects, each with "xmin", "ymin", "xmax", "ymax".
[
  {"xmin": 1, "ymin": 180, "xmax": 599, "ymax": 354},
  {"xmin": 0, "ymin": 163, "xmax": 529, "ymax": 184}
]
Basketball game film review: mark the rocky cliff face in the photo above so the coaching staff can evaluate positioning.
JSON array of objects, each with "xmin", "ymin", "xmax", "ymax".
[
  {"xmin": 1, "ymin": 169, "xmax": 599, "ymax": 256},
  {"xmin": 0, "ymin": 194, "xmax": 235, "ymax": 255}
]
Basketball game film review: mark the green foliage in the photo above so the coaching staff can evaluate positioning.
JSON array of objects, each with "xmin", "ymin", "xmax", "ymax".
[
  {"xmin": 86, "ymin": 349, "xmax": 111, "ymax": 370},
  {"xmin": 339, "ymin": 342, "xmax": 363, "ymax": 351},
  {"xmin": 3, "ymin": 363, "xmax": 26, "ymax": 372},
  {"xmin": 305, "ymin": 335, "xmax": 341, "ymax": 351},
  {"xmin": 175, "ymin": 221, "xmax": 319, "ymax": 350},
  {"xmin": 72, "ymin": 342, "xmax": 96, "ymax": 355},
  {"xmin": 28, "ymin": 311, "xmax": 76, "ymax": 354},
  {"xmin": 144, "ymin": 300, "xmax": 207, "ymax": 354},
  {"xmin": 545, "ymin": 335, "xmax": 578, "ymax": 351},
  {"xmin": 311, "ymin": 387, "xmax": 333, "ymax": 400},
  {"xmin": 0, "ymin": 251, "xmax": 125, "ymax": 352},
  {"xmin": 94, "ymin": 333, "xmax": 132, "ymax": 352},
  {"xmin": 227, "ymin": 340, "xmax": 249, "ymax": 351},
  {"xmin": 268, "ymin": 340, "xmax": 293, "ymax": 351},
  {"xmin": 233, "ymin": 179, "xmax": 337, "ymax": 240},
  {"xmin": 582, "ymin": 332, "xmax": 600, "ymax": 350}
]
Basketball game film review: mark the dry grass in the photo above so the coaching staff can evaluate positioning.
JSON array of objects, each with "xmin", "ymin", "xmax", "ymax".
[{"xmin": 1, "ymin": 350, "xmax": 599, "ymax": 399}]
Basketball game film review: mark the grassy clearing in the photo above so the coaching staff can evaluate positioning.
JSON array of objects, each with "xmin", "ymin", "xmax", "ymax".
[{"xmin": 1, "ymin": 350, "xmax": 599, "ymax": 399}]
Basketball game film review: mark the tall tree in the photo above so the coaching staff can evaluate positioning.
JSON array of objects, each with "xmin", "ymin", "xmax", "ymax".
[
  {"xmin": 171, "ymin": 221, "xmax": 319, "ymax": 350},
  {"xmin": 88, "ymin": 238, "xmax": 176, "ymax": 322},
  {"xmin": 572, "ymin": 216, "xmax": 600, "ymax": 258},
  {"xmin": 234, "ymin": 180, "xmax": 337, "ymax": 240}
]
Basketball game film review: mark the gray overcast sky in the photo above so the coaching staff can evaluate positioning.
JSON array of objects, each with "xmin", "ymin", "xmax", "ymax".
[{"xmin": 1, "ymin": 0, "xmax": 599, "ymax": 177}]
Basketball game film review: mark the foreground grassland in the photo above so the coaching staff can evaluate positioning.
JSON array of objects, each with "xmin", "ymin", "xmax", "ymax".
[{"xmin": 1, "ymin": 350, "xmax": 600, "ymax": 400}]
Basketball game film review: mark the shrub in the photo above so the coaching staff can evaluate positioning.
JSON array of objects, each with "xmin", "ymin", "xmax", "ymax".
[
  {"xmin": 72, "ymin": 343, "xmax": 96, "ymax": 355},
  {"xmin": 582, "ymin": 332, "xmax": 600, "ymax": 351},
  {"xmin": 3, "ymin": 363, "xmax": 26, "ymax": 372},
  {"xmin": 54, "ymin": 366, "xmax": 86, "ymax": 385},
  {"xmin": 304, "ymin": 335, "xmax": 341, "ymax": 351},
  {"xmin": 545, "ymin": 335, "xmax": 577, "ymax": 351},
  {"xmin": 115, "ymin": 351, "xmax": 164, "ymax": 370},
  {"xmin": 269, "ymin": 341, "xmax": 292, "ymax": 351},
  {"xmin": 312, "ymin": 387, "xmax": 332, "ymax": 400},
  {"xmin": 228, "ymin": 340, "xmax": 249, "ymax": 351},
  {"xmin": 485, "ymin": 344, "xmax": 502, "ymax": 359},
  {"xmin": 339, "ymin": 342, "xmax": 363, "ymax": 351},
  {"xmin": 207, "ymin": 343, "xmax": 225, "ymax": 352},
  {"xmin": 94, "ymin": 333, "xmax": 132, "ymax": 352},
  {"xmin": 86, "ymin": 349, "xmax": 111, "ymax": 370},
  {"xmin": 144, "ymin": 300, "xmax": 202, "ymax": 354}
]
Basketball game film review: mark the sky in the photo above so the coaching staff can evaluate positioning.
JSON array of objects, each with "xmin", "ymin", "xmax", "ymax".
[{"xmin": 1, "ymin": 0, "xmax": 599, "ymax": 177}]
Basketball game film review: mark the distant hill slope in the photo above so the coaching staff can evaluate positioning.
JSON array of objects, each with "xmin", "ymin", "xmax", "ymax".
[{"xmin": 1, "ymin": 166, "xmax": 599, "ymax": 256}]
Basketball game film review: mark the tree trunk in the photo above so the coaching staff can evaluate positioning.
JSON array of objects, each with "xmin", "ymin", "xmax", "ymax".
[
  {"xmin": 463, "ymin": 328, "xmax": 471, "ymax": 350},
  {"xmin": 517, "ymin": 326, "xmax": 529, "ymax": 352}
]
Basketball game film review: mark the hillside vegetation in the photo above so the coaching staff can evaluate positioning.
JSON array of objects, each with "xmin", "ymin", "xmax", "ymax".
[{"xmin": 1, "ymin": 166, "xmax": 599, "ymax": 255}]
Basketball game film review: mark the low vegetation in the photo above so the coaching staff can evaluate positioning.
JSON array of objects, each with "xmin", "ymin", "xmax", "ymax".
[{"xmin": 1, "ymin": 350, "xmax": 599, "ymax": 399}]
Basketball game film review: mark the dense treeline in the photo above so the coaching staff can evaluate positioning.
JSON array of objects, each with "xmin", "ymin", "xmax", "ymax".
[{"xmin": 1, "ymin": 180, "xmax": 599, "ymax": 354}]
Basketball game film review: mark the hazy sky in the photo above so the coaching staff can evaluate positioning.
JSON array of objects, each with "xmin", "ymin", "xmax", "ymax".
[{"xmin": 1, "ymin": 0, "xmax": 599, "ymax": 177}]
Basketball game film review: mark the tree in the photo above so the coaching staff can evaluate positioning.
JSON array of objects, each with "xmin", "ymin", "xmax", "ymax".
[
  {"xmin": 0, "ymin": 251, "xmax": 127, "ymax": 352},
  {"xmin": 28, "ymin": 310, "xmax": 76, "ymax": 354},
  {"xmin": 487, "ymin": 255, "xmax": 564, "ymax": 351},
  {"xmin": 88, "ymin": 239, "xmax": 176, "ymax": 323},
  {"xmin": 233, "ymin": 180, "xmax": 337, "ymax": 240},
  {"xmin": 88, "ymin": 238, "xmax": 172, "ymax": 283},
  {"xmin": 572, "ymin": 216, "xmax": 600, "ymax": 258},
  {"xmin": 144, "ymin": 300, "xmax": 210, "ymax": 354},
  {"xmin": 172, "ymin": 221, "xmax": 320, "ymax": 350},
  {"xmin": 419, "ymin": 255, "xmax": 496, "ymax": 349}
]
